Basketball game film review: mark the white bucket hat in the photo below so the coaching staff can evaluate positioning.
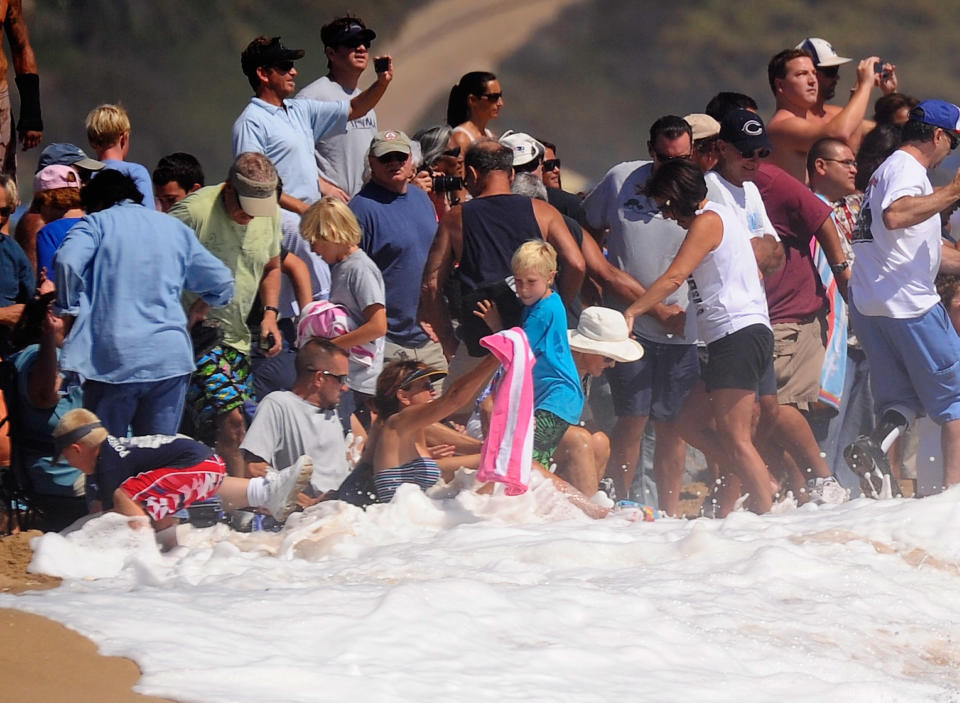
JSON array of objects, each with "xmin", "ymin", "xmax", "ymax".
[{"xmin": 567, "ymin": 307, "xmax": 644, "ymax": 362}]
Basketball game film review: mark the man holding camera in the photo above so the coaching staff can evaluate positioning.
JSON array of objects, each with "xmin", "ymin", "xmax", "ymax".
[
  {"xmin": 298, "ymin": 16, "xmax": 382, "ymax": 202},
  {"xmin": 766, "ymin": 46, "xmax": 881, "ymax": 183},
  {"xmin": 349, "ymin": 129, "xmax": 447, "ymax": 371}
]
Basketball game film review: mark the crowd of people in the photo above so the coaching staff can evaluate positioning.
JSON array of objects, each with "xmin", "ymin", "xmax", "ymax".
[{"xmin": 2, "ymin": 16, "xmax": 959, "ymax": 536}]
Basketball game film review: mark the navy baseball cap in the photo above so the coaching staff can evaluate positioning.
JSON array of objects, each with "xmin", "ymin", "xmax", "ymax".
[
  {"xmin": 241, "ymin": 37, "xmax": 304, "ymax": 77},
  {"xmin": 321, "ymin": 21, "xmax": 376, "ymax": 48},
  {"xmin": 36, "ymin": 143, "xmax": 105, "ymax": 172},
  {"xmin": 909, "ymin": 100, "xmax": 960, "ymax": 131},
  {"xmin": 718, "ymin": 109, "xmax": 771, "ymax": 152}
]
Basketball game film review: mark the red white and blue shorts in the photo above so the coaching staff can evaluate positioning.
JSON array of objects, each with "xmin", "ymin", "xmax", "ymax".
[{"xmin": 119, "ymin": 455, "xmax": 226, "ymax": 521}]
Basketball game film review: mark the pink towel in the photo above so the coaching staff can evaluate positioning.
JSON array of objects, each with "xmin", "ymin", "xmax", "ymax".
[
  {"xmin": 477, "ymin": 328, "xmax": 535, "ymax": 495},
  {"xmin": 296, "ymin": 300, "xmax": 377, "ymax": 366}
]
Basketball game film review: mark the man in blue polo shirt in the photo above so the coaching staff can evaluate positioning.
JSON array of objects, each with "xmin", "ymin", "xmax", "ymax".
[
  {"xmin": 232, "ymin": 35, "xmax": 393, "ymax": 215},
  {"xmin": 349, "ymin": 129, "xmax": 446, "ymax": 373}
]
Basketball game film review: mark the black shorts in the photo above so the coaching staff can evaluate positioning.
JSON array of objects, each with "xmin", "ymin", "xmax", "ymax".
[{"xmin": 704, "ymin": 324, "xmax": 774, "ymax": 393}]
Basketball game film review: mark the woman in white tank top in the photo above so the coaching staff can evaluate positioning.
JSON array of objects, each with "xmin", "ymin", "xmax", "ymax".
[
  {"xmin": 623, "ymin": 160, "xmax": 776, "ymax": 515},
  {"xmin": 446, "ymin": 71, "xmax": 504, "ymax": 154}
]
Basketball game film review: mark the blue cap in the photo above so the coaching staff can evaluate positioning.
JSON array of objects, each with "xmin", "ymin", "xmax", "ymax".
[
  {"xmin": 909, "ymin": 100, "xmax": 960, "ymax": 131},
  {"xmin": 718, "ymin": 108, "xmax": 771, "ymax": 152},
  {"xmin": 36, "ymin": 143, "xmax": 105, "ymax": 173}
]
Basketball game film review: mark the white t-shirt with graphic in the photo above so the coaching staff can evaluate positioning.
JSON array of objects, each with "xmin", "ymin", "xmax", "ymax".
[{"xmin": 851, "ymin": 149, "xmax": 941, "ymax": 318}]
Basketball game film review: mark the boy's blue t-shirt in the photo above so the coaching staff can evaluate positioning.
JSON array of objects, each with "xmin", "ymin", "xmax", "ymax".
[{"xmin": 522, "ymin": 292, "xmax": 584, "ymax": 425}]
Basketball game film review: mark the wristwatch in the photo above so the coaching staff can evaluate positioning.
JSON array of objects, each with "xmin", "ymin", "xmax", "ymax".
[
  {"xmin": 830, "ymin": 261, "xmax": 850, "ymax": 274},
  {"xmin": 263, "ymin": 305, "xmax": 280, "ymax": 316}
]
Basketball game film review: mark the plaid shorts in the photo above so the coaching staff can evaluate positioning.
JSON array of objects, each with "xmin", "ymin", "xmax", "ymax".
[{"xmin": 187, "ymin": 344, "xmax": 254, "ymax": 437}]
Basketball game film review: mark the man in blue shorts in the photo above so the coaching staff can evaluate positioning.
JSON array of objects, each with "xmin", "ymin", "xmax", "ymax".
[
  {"xmin": 582, "ymin": 116, "xmax": 700, "ymax": 501},
  {"xmin": 847, "ymin": 100, "xmax": 960, "ymax": 497}
]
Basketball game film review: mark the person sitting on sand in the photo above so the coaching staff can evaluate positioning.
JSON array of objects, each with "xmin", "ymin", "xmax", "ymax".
[
  {"xmin": 552, "ymin": 306, "xmax": 645, "ymax": 496},
  {"xmin": 53, "ymin": 408, "xmax": 313, "ymax": 532}
]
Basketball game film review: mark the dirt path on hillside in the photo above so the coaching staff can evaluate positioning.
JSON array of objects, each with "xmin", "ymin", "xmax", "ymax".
[{"xmin": 378, "ymin": 0, "xmax": 587, "ymax": 132}]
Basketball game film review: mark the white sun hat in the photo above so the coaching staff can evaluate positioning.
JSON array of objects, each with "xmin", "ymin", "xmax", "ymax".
[{"xmin": 567, "ymin": 306, "xmax": 644, "ymax": 362}]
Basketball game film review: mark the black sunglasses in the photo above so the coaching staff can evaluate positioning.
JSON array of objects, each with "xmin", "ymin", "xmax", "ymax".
[
  {"xmin": 944, "ymin": 129, "xmax": 960, "ymax": 151},
  {"xmin": 739, "ymin": 147, "xmax": 771, "ymax": 159},
  {"xmin": 339, "ymin": 38, "xmax": 371, "ymax": 49},
  {"xmin": 309, "ymin": 368, "xmax": 349, "ymax": 385},
  {"xmin": 818, "ymin": 66, "xmax": 840, "ymax": 78},
  {"xmin": 543, "ymin": 158, "xmax": 561, "ymax": 172},
  {"xmin": 271, "ymin": 60, "xmax": 295, "ymax": 74},
  {"xmin": 377, "ymin": 152, "xmax": 408, "ymax": 164},
  {"xmin": 654, "ymin": 151, "xmax": 692, "ymax": 163},
  {"xmin": 477, "ymin": 91, "xmax": 503, "ymax": 102},
  {"xmin": 442, "ymin": 146, "xmax": 461, "ymax": 158}
]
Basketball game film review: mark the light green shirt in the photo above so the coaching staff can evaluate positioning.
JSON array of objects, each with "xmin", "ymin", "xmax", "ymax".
[{"xmin": 171, "ymin": 185, "xmax": 281, "ymax": 354}]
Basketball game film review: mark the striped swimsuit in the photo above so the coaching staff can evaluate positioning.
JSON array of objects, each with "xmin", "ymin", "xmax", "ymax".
[{"xmin": 374, "ymin": 456, "xmax": 441, "ymax": 502}]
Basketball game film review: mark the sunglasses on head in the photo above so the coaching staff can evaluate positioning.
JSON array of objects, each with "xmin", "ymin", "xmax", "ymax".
[
  {"xmin": 543, "ymin": 158, "xmax": 561, "ymax": 172},
  {"xmin": 270, "ymin": 60, "xmax": 295, "ymax": 74},
  {"xmin": 476, "ymin": 91, "xmax": 503, "ymax": 102},
  {"xmin": 738, "ymin": 147, "xmax": 770, "ymax": 159},
  {"xmin": 377, "ymin": 152, "xmax": 408, "ymax": 164}
]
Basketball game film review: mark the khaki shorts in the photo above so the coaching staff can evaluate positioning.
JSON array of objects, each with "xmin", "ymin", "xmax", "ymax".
[
  {"xmin": 383, "ymin": 339, "xmax": 449, "ymax": 392},
  {"xmin": 773, "ymin": 313, "xmax": 827, "ymax": 410}
]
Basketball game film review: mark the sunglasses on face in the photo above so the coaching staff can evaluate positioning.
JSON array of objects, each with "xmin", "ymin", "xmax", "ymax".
[
  {"xmin": 442, "ymin": 146, "xmax": 461, "ymax": 158},
  {"xmin": 738, "ymin": 147, "xmax": 770, "ymax": 159},
  {"xmin": 377, "ymin": 152, "xmax": 408, "ymax": 164},
  {"xmin": 339, "ymin": 38, "xmax": 371, "ymax": 49},
  {"xmin": 654, "ymin": 151, "xmax": 692, "ymax": 163},
  {"xmin": 476, "ymin": 91, "xmax": 503, "ymax": 102},
  {"xmin": 818, "ymin": 66, "xmax": 840, "ymax": 78},
  {"xmin": 271, "ymin": 61, "xmax": 295, "ymax": 74},
  {"xmin": 822, "ymin": 157, "xmax": 857, "ymax": 168},
  {"xmin": 543, "ymin": 158, "xmax": 561, "ymax": 172},
  {"xmin": 310, "ymin": 369, "xmax": 348, "ymax": 385},
  {"xmin": 945, "ymin": 129, "xmax": 960, "ymax": 150}
]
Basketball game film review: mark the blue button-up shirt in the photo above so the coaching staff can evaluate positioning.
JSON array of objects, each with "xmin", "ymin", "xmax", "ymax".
[
  {"xmin": 54, "ymin": 201, "xmax": 234, "ymax": 383},
  {"xmin": 232, "ymin": 97, "xmax": 349, "ymax": 204}
]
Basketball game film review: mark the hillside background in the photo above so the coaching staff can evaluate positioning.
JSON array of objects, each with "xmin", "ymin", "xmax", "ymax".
[{"xmin": 18, "ymin": 0, "xmax": 960, "ymax": 196}]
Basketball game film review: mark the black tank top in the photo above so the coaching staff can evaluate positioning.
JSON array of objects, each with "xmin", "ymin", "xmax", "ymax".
[
  {"xmin": 459, "ymin": 194, "xmax": 541, "ymax": 289},
  {"xmin": 457, "ymin": 194, "xmax": 542, "ymax": 355}
]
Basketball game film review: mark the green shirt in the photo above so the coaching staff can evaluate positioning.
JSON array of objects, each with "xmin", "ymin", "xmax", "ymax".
[{"xmin": 171, "ymin": 185, "xmax": 281, "ymax": 354}]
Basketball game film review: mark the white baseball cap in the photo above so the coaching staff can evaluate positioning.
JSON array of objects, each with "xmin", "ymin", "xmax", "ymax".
[{"xmin": 796, "ymin": 37, "xmax": 851, "ymax": 68}]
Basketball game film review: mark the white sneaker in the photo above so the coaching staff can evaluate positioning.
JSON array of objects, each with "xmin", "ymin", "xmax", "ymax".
[
  {"xmin": 263, "ymin": 455, "xmax": 314, "ymax": 522},
  {"xmin": 805, "ymin": 476, "xmax": 850, "ymax": 505}
]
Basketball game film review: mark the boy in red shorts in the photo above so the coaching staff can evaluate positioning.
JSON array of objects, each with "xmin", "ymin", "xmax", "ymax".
[{"xmin": 53, "ymin": 408, "xmax": 312, "ymax": 531}]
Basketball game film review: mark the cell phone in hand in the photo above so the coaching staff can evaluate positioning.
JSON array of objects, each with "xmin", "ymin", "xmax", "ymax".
[{"xmin": 374, "ymin": 57, "xmax": 389, "ymax": 73}]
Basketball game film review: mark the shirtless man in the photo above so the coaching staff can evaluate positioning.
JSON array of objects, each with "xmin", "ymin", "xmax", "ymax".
[
  {"xmin": 0, "ymin": 0, "xmax": 42, "ymax": 174},
  {"xmin": 766, "ymin": 48, "xmax": 878, "ymax": 183}
]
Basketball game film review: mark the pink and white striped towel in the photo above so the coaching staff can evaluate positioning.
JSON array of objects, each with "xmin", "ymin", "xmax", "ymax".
[
  {"xmin": 477, "ymin": 327, "xmax": 535, "ymax": 495},
  {"xmin": 296, "ymin": 300, "xmax": 377, "ymax": 366}
]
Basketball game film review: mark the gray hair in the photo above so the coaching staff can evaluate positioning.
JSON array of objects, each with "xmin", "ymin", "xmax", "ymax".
[
  {"xmin": 413, "ymin": 124, "xmax": 453, "ymax": 170},
  {"xmin": 511, "ymin": 171, "xmax": 547, "ymax": 201}
]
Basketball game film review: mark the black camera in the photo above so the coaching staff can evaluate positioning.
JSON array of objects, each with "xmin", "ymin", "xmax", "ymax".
[
  {"xmin": 374, "ymin": 57, "xmax": 389, "ymax": 73},
  {"xmin": 432, "ymin": 175, "xmax": 463, "ymax": 192}
]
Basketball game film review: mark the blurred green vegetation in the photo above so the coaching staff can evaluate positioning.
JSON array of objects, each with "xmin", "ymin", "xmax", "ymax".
[
  {"xmin": 25, "ymin": 0, "xmax": 425, "ymax": 184},
  {"xmin": 18, "ymin": 0, "xmax": 960, "ymax": 192},
  {"xmin": 495, "ymin": 0, "xmax": 960, "ymax": 183}
]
